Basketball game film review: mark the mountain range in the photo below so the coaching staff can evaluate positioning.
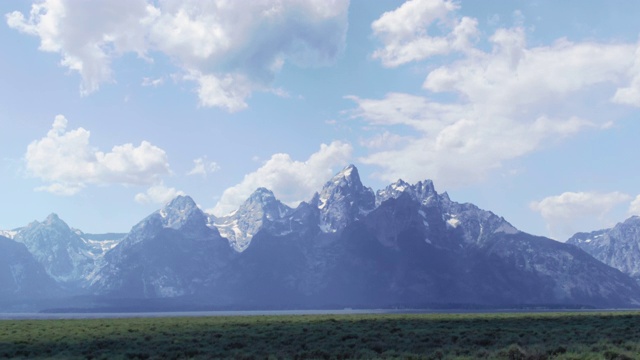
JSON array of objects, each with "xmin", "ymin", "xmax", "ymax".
[{"xmin": 2, "ymin": 165, "xmax": 640, "ymax": 311}]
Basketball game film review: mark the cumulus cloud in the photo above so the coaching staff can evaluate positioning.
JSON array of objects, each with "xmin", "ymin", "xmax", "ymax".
[
  {"xmin": 530, "ymin": 191, "xmax": 632, "ymax": 241},
  {"xmin": 187, "ymin": 157, "xmax": 220, "ymax": 177},
  {"xmin": 7, "ymin": 0, "xmax": 349, "ymax": 111},
  {"xmin": 371, "ymin": 0, "xmax": 478, "ymax": 67},
  {"xmin": 135, "ymin": 183, "xmax": 185, "ymax": 204},
  {"xmin": 25, "ymin": 115, "xmax": 171, "ymax": 195},
  {"xmin": 612, "ymin": 45, "xmax": 640, "ymax": 107},
  {"xmin": 349, "ymin": 93, "xmax": 592, "ymax": 185},
  {"xmin": 141, "ymin": 77, "xmax": 164, "ymax": 87},
  {"xmin": 35, "ymin": 183, "xmax": 85, "ymax": 196},
  {"xmin": 422, "ymin": 29, "xmax": 634, "ymax": 114},
  {"xmin": 211, "ymin": 141, "xmax": 352, "ymax": 216},
  {"xmin": 359, "ymin": 131, "xmax": 410, "ymax": 149},
  {"xmin": 629, "ymin": 195, "xmax": 640, "ymax": 217},
  {"xmin": 354, "ymin": 6, "xmax": 639, "ymax": 186},
  {"xmin": 6, "ymin": 0, "xmax": 151, "ymax": 95}
]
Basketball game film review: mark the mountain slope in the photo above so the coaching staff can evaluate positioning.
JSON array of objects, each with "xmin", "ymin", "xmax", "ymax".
[
  {"xmin": 208, "ymin": 165, "xmax": 640, "ymax": 308},
  {"xmin": 7, "ymin": 165, "xmax": 640, "ymax": 309},
  {"xmin": 568, "ymin": 216, "xmax": 640, "ymax": 281},
  {"xmin": 0, "ymin": 235, "xmax": 59, "ymax": 301},
  {"xmin": 11, "ymin": 214, "xmax": 123, "ymax": 288},
  {"xmin": 211, "ymin": 188, "xmax": 293, "ymax": 252},
  {"xmin": 91, "ymin": 196, "xmax": 235, "ymax": 299},
  {"xmin": 312, "ymin": 165, "xmax": 375, "ymax": 233}
]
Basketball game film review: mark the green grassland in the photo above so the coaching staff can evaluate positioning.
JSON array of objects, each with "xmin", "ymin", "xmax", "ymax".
[{"xmin": 1, "ymin": 311, "xmax": 640, "ymax": 359}]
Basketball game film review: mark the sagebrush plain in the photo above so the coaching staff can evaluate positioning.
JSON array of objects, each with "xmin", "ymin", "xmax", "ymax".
[{"xmin": 1, "ymin": 311, "xmax": 640, "ymax": 359}]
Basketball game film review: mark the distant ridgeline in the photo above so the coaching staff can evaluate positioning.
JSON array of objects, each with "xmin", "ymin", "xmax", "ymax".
[{"xmin": 2, "ymin": 165, "xmax": 640, "ymax": 312}]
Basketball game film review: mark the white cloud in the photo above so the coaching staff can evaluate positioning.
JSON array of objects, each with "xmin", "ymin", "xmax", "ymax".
[
  {"xmin": 612, "ymin": 45, "xmax": 640, "ymax": 107},
  {"xmin": 360, "ymin": 131, "xmax": 410, "ymax": 149},
  {"xmin": 530, "ymin": 191, "xmax": 631, "ymax": 241},
  {"xmin": 371, "ymin": 0, "xmax": 478, "ymax": 67},
  {"xmin": 186, "ymin": 71, "xmax": 252, "ymax": 112},
  {"xmin": 211, "ymin": 141, "xmax": 352, "ymax": 216},
  {"xmin": 35, "ymin": 183, "xmax": 85, "ymax": 196},
  {"xmin": 629, "ymin": 195, "xmax": 640, "ymax": 217},
  {"xmin": 7, "ymin": 0, "xmax": 349, "ymax": 110},
  {"xmin": 141, "ymin": 77, "xmax": 164, "ymax": 87},
  {"xmin": 25, "ymin": 115, "xmax": 171, "ymax": 195},
  {"xmin": 352, "ymin": 12, "xmax": 640, "ymax": 186},
  {"xmin": 348, "ymin": 93, "xmax": 592, "ymax": 185},
  {"xmin": 423, "ymin": 29, "xmax": 635, "ymax": 114},
  {"xmin": 6, "ymin": 0, "xmax": 151, "ymax": 95},
  {"xmin": 135, "ymin": 183, "xmax": 185, "ymax": 204},
  {"xmin": 187, "ymin": 157, "xmax": 220, "ymax": 177}
]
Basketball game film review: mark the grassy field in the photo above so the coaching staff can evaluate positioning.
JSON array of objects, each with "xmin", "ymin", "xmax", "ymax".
[{"xmin": 1, "ymin": 311, "xmax": 640, "ymax": 359}]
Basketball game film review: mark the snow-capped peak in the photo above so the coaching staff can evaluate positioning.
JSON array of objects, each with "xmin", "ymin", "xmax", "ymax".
[
  {"xmin": 9, "ymin": 213, "xmax": 121, "ymax": 285},
  {"xmin": 158, "ymin": 195, "xmax": 204, "ymax": 230},
  {"xmin": 391, "ymin": 179, "xmax": 410, "ymax": 192},
  {"xmin": 316, "ymin": 164, "xmax": 375, "ymax": 233},
  {"xmin": 213, "ymin": 187, "xmax": 292, "ymax": 252},
  {"xmin": 162, "ymin": 195, "xmax": 198, "ymax": 213},
  {"xmin": 376, "ymin": 178, "xmax": 437, "ymax": 206},
  {"xmin": 40, "ymin": 213, "xmax": 73, "ymax": 231},
  {"xmin": 338, "ymin": 163, "xmax": 355, "ymax": 178},
  {"xmin": 247, "ymin": 187, "xmax": 277, "ymax": 205},
  {"xmin": 328, "ymin": 164, "xmax": 361, "ymax": 188}
]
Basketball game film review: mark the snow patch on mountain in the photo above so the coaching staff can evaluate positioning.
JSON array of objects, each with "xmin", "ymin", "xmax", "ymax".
[
  {"xmin": 0, "ymin": 230, "xmax": 17, "ymax": 239},
  {"xmin": 158, "ymin": 195, "xmax": 204, "ymax": 230},
  {"xmin": 315, "ymin": 164, "xmax": 375, "ymax": 233},
  {"xmin": 376, "ymin": 179, "xmax": 438, "ymax": 206},
  {"xmin": 446, "ymin": 217, "xmax": 461, "ymax": 228},
  {"xmin": 211, "ymin": 188, "xmax": 292, "ymax": 252},
  {"xmin": 8, "ymin": 214, "xmax": 125, "ymax": 287},
  {"xmin": 6, "ymin": 164, "xmax": 640, "ymax": 308},
  {"xmin": 568, "ymin": 216, "xmax": 640, "ymax": 280}
]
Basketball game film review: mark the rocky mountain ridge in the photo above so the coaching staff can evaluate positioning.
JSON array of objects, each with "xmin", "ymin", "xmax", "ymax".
[
  {"xmin": 4, "ymin": 215, "xmax": 124, "ymax": 290},
  {"xmin": 568, "ymin": 216, "xmax": 640, "ymax": 282},
  {"xmin": 2, "ymin": 165, "xmax": 640, "ymax": 310}
]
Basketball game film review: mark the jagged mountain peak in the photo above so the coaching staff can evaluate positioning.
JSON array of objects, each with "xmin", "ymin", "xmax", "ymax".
[
  {"xmin": 44, "ymin": 213, "xmax": 62, "ymax": 223},
  {"xmin": 11, "ymin": 213, "xmax": 102, "ymax": 285},
  {"xmin": 37, "ymin": 213, "xmax": 72, "ymax": 232},
  {"xmin": 568, "ymin": 215, "xmax": 640, "ymax": 281},
  {"xmin": 316, "ymin": 165, "xmax": 375, "ymax": 233},
  {"xmin": 246, "ymin": 187, "xmax": 277, "ymax": 204},
  {"xmin": 414, "ymin": 179, "xmax": 436, "ymax": 196},
  {"xmin": 622, "ymin": 215, "xmax": 640, "ymax": 226},
  {"xmin": 237, "ymin": 187, "xmax": 291, "ymax": 217},
  {"xmin": 24, "ymin": 213, "xmax": 70, "ymax": 231},
  {"xmin": 213, "ymin": 187, "xmax": 292, "ymax": 252},
  {"xmin": 23, "ymin": 213, "xmax": 72, "ymax": 234},
  {"xmin": 337, "ymin": 163, "xmax": 357, "ymax": 178},
  {"xmin": 324, "ymin": 164, "xmax": 364, "ymax": 190},
  {"xmin": 319, "ymin": 164, "xmax": 372, "ymax": 203},
  {"xmin": 159, "ymin": 195, "xmax": 205, "ymax": 230},
  {"xmin": 376, "ymin": 178, "xmax": 437, "ymax": 206},
  {"xmin": 163, "ymin": 195, "xmax": 198, "ymax": 212}
]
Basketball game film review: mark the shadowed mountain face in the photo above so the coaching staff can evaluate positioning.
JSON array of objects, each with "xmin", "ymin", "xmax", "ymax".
[
  {"xmin": 568, "ymin": 216, "xmax": 640, "ymax": 283},
  {"xmin": 8, "ymin": 214, "xmax": 124, "ymax": 291},
  {"xmin": 3, "ymin": 165, "xmax": 640, "ymax": 309},
  {"xmin": 213, "ymin": 175, "xmax": 640, "ymax": 308},
  {"xmin": 83, "ymin": 166, "xmax": 640, "ymax": 309},
  {"xmin": 0, "ymin": 235, "xmax": 59, "ymax": 301},
  {"xmin": 90, "ymin": 196, "xmax": 235, "ymax": 300}
]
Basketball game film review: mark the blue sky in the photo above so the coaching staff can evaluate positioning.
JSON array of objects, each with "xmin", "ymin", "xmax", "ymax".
[{"xmin": 1, "ymin": 0, "xmax": 639, "ymax": 241}]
